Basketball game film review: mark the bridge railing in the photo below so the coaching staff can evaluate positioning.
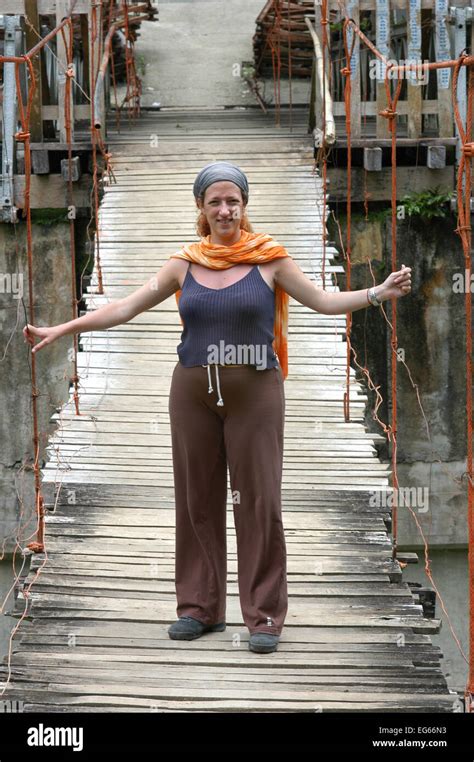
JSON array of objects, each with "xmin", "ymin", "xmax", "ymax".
[
  {"xmin": 0, "ymin": 0, "xmax": 157, "ymax": 221},
  {"xmin": 326, "ymin": 0, "xmax": 473, "ymax": 141}
]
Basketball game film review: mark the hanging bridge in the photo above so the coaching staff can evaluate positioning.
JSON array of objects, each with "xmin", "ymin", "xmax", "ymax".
[{"xmin": 0, "ymin": 0, "xmax": 468, "ymax": 713}]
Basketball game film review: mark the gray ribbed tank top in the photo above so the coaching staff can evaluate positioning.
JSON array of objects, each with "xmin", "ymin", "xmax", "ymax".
[{"xmin": 176, "ymin": 263, "xmax": 278, "ymax": 371}]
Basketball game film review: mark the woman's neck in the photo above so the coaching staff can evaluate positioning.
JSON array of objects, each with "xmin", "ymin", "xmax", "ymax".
[{"xmin": 209, "ymin": 228, "xmax": 243, "ymax": 246}]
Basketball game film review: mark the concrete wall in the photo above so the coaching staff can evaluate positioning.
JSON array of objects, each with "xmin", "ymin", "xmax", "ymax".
[
  {"xmin": 328, "ymin": 209, "xmax": 470, "ymax": 690},
  {"xmin": 0, "ymin": 221, "xmax": 75, "ymax": 552}
]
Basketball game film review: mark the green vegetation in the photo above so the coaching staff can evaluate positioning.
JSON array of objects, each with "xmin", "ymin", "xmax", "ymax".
[
  {"xmin": 31, "ymin": 209, "xmax": 69, "ymax": 225},
  {"xmin": 400, "ymin": 188, "xmax": 454, "ymax": 220},
  {"xmin": 330, "ymin": 17, "xmax": 370, "ymax": 33}
]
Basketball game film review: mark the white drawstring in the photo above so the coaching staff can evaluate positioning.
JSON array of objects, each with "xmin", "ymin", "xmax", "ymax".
[{"xmin": 201, "ymin": 364, "xmax": 224, "ymax": 406}]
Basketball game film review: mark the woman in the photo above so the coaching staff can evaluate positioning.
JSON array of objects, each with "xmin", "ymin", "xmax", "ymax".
[{"xmin": 23, "ymin": 161, "xmax": 412, "ymax": 655}]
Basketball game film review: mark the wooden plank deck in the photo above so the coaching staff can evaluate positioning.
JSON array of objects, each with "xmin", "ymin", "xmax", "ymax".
[{"xmin": 1, "ymin": 107, "xmax": 457, "ymax": 712}]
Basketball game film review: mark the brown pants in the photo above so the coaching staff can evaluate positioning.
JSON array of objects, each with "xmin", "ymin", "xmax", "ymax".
[{"xmin": 168, "ymin": 361, "xmax": 288, "ymax": 636}]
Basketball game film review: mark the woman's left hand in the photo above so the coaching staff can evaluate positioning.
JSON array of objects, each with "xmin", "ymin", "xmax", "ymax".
[{"xmin": 381, "ymin": 264, "xmax": 412, "ymax": 300}]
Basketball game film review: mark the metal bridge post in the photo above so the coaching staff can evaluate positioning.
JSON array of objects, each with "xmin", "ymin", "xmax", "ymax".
[{"xmin": 1, "ymin": 14, "xmax": 21, "ymax": 223}]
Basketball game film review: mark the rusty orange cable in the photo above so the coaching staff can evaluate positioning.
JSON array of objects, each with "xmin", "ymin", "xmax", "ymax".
[
  {"xmin": 90, "ymin": 0, "xmax": 104, "ymax": 294},
  {"xmin": 268, "ymin": 20, "xmax": 277, "ymax": 123},
  {"xmin": 267, "ymin": 1, "xmax": 281, "ymax": 127},
  {"xmin": 123, "ymin": 0, "xmax": 133, "ymax": 126},
  {"xmin": 14, "ymin": 56, "xmax": 46, "ymax": 556},
  {"xmin": 109, "ymin": 0, "xmax": 121, "ymax": 131},
  {"xmin": 122, "ymin": 0, "xmax": 142, "ymax": 125},
  {"xmin": 60, "ymin": 23, "xmax": 82, "ymax": 417},
  {"xmin": 341, "ymin": 18, "xmax": 356, "ymax": 424},
  {"xmin": 321, "ymin": 0, "xmax": 329, "ymax": 293},
  {"xmin": 381, "ymin": 62, "xmax": 403, "ymax": 561}
]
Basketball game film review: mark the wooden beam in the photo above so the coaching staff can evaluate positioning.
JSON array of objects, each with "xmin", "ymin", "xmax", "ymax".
[
  {"xmin": 346, "ymin": 1, "xmax": 361, "ymax": 140},
  {"xmin": 333, "ymin": 99, "xmax": 443, "ymax": 116},
  {"xmin": 14, "ymin": 174, "xmax": 92, "ymax": 209},
  {"xmin": 327, "ymin": 165, "xmax": 455, "ymax": 202},
  {"xmin": 407, "ymin": 0, "xmax": 422, "ymax": 139},
  {"xmin": 435, "ymin": 0, "xmax": 453, "ymax": 137},
  {"xmin": 42, "ymin": 104, "xmax": 90, "ymax": 120},
  {"xmin": 375, "ymin": 0, "xmax": 391, "ymax": 140},
  {"xmin": 0, "ymin": 1, "xmax": 89, "ymax": 11},
  {"xmin": 31, "ymin": 149, "xmax": 50, "ymax": 174},
  {"xmin": 39, "ymin": 35, "xmax": 57, "ymax": 140},
  {"xmin": 23, "ymin": 0, "xmax": 43, "ymax": 143},
  {"xmin": 29, "ymin": 142, "xmax": 93, "ymax": 150},
  {"xmin": 334, "ymin": 137, "xmax": 457, "ymax": 147},
  {"xmin": 80, "ymin": 13, "xmax": 90, "ymax": 100},
  {"xmin": 56, "ymin": 0, "xmax": 74, "ymax": 143},
  {"xmin": 88, "ymin": 0, "xmax": 106, "ymax": 141},
  {"xmin": 342, "ymin": 0, "xmax": 471, "ymax": 8}
]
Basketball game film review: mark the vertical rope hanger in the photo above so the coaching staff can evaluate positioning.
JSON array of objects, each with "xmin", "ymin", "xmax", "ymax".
[
  {"xmin": 90, "ymin": 0, "xmax": 104, "ymax": 294},
  {"xmin": 320, "ymin": 0, "xmax": 329, "ymax": 293},
  {"xmin": 15, "ymin": 53, "xmax": 47, "ymax": 554},
  {"xmin": 60, "ymin": 22, "xmax": 82, "ymax": 416},
  {"xmin": 341, "ymin": 19, "xmax": 356, "ymax": 424}
]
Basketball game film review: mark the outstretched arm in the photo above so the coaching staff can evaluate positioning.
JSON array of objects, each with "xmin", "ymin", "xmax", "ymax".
[
  {"xmin": 23, "ymin": 258, "xmax": 185, "ymax": 353},
  {"xmin": 274, "ymin": 257, "xmax": 411, "ymax": 315}
]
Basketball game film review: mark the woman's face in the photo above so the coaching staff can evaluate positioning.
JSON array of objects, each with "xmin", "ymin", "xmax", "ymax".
[{"xmin": 196, "ymin": 181, "xmax": 246, "ymax": 243}]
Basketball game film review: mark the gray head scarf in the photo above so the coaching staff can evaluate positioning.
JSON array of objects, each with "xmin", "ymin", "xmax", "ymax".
[{"xmin": 193, "ymin": 161, "xmax": 249, "ymax": 203}]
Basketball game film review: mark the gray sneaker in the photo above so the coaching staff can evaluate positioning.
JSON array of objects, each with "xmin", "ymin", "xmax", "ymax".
[
  {"xmin": 168, "ymin": 616, "xmax": 226, "ymax": 640},
  {"xmin": 248, "ymin": 633, "xmax": 279, "ymax": 653}
]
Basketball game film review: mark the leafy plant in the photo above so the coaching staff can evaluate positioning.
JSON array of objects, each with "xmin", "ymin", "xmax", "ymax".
[
  {"xmin": 330, "ymin": 16, "xmax": 370, "ymax": 33},
  {"xmin": 400, "ymin": 187, "xmax": 454, "ymax": 219}
]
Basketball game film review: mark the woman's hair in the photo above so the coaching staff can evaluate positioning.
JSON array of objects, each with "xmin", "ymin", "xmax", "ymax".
[{"xmin": 195, "ymin": 188, "xmax": 254, "ymax": 238}]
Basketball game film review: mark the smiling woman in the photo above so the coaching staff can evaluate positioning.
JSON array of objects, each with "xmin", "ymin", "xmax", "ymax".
[
  {"xmin": 194, "ymin": 161, "xmax": 253, "ymax": 242},
  {"xmin": 196, "ymin": 184, "xmax": 251, "ymax": 235},
  {"xmin": 21, "ymin": 159, "xmax": 411, "ymax": 656}
]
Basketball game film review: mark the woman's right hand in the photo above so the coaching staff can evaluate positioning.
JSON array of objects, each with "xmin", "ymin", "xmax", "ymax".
[{"xmin": 23, "ymin": 324, "xmax": 61, "ymax": 354}]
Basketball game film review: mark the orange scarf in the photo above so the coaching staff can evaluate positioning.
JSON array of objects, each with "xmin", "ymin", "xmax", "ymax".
[{"xmin": 170, "ymin": 229, "xmax": 291, "ymax": 379}]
